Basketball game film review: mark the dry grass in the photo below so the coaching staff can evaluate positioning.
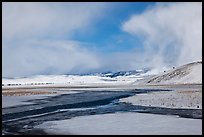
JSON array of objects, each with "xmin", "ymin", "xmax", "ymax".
[
  {"xmin": 2, "ymin": 89, "xmax": 58, "ymax": 96},
  {"xmin": 177, "ymin": 90, "xmax": 200, "ymax": 94}
]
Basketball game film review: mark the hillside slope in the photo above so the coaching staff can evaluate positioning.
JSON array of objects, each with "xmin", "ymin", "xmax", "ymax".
[{"xmin": 135, "ymin": 61, "xmax": 202, "ymax": 85}]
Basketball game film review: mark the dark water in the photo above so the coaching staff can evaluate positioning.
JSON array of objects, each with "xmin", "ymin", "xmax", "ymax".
[{"xmin": 2, "ymin": 89, "xmax": 202, "ymax": 135}]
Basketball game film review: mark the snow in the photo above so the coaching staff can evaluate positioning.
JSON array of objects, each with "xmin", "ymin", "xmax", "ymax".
[
  {"xmin": 120, "ymin": 90, "xmax": 202, "ymax": 109},
  {"xmin": 177, "ymin": 63, "xmax": 202, "ymax": 84},
  {"xmin": 2, "ymin": 62, "xmax": 202, "ymax": 89},
  {"xmin": 35, "ymin": 112, "xmax": 202, "ymax": 135},
  {"xmin": 2, "ymin": 74, "xmax": 146, "ymax": 88},
  {"xmin": 137, "ymin": 61, "xmax": 202, "ymax": 85},
  {"xmin": 161, "ymin": 62, "xmax": 202, "ymax": 84},
  {"xmin": 2, "ymin": 61, "xmax": 202, "ymax": 135}
]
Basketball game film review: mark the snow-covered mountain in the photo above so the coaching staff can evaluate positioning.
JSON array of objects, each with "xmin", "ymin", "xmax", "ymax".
[
  {"xmin": 97, "ymin": 69, "xmax": 150, "ymax": 78},
  {"xmin": 135, "ymin": 61, "xmax": 202, "ymax": 85}
]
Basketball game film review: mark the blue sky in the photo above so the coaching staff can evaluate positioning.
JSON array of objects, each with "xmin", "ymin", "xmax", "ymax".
[
  {"xmin": 70, "ymin": 2, "xmax": 156, "ymax": 53},
  {"xmin": 2, "ymin": 2, "xmax": 202, "ymax": 77}
]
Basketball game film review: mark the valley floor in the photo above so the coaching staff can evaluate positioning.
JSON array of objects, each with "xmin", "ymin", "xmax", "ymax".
[{"xmin": 2, "ymin": 84, "xmax": 202, "ymax": 135}]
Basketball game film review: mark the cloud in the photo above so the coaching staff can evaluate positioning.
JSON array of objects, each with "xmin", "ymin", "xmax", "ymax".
[
  {"xmin": 2, "ymin": 2, "xmax": 106, "ymax": 77},
  {"xmin": 3, "ymin": 40, "xmax": 100, "ymax": 77},
  {"xmin": 122, "ymin": 2, "xmax": 202, "ymax": 69},
  {"xmin": 2, "ymin": 2, "xmax": 106, "ymax": 40},
  {"xmin": 3, "ymin": 2, "xmax": 202, "ymax": 77}
]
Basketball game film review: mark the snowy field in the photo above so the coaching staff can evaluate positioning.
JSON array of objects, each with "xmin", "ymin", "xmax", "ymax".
[
  {"xmin": 120, "ymin": 89, "xmax": 202, "ymax": 109},
  {"xmin": 35, "ymin": 112, "xmax": 202, "ymax": 135},
  {"xmin": 2, "ymin": 74, "xmax": 145, "ymax": 89}
]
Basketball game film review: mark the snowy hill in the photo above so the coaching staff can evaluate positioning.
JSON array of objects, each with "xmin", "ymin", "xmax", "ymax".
[
  {"xmin": 135, "ymin": 61, "xmax": 202, "ymax": 85},
  {"xmin": 2, "ymin": 69, "xmax": 151, "ymax": 88}
]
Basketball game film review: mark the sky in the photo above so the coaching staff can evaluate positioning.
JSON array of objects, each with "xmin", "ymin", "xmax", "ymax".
[{"xmin": 2, "ymin": 2, "xmax": 202, "ymax": 78}]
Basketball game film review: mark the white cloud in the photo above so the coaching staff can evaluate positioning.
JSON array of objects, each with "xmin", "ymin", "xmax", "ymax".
[
  {"xmin": 2, "ymin": 2, "xmax": 106, "ymax": 77},
  {"xmin": 3, "ymin": 40, "xmax": 100, "ymax": 77},
  {"xmin": 2, "ymin": 2, "xmax": 106, "ymax": 40},
  {"xmin": 122, "ymin": 2, "xmax": 202, "ymax": 68},
  {"xmin": 3, "ymin": 2, "xmax": 202, "ymax": 77}
]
